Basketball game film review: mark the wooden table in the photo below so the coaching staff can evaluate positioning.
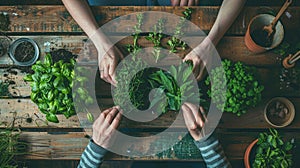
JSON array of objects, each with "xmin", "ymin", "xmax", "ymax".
[{"xmin": 0, "ymin": 2, "xmax": 300, "ymax": 168}]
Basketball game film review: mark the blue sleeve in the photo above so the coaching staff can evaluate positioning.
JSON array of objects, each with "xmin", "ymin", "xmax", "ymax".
[
  {"xmin": 194, "ymin": 134, "xmax": 232, "ymax": 168},
  {"xmin": 78, "ymin": 140, "xmax": 107, "ymax": 168}
]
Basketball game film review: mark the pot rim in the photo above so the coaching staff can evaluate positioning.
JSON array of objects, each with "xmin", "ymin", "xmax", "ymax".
[
  {"xmin": 264, "ymin": 97, "xmax": 295, "ymax": 128},
  {"xmin": 8, "ymin": 38, "xmax": 39, "ymax": 66},
  {"xmin": 244, "ymin": 138, "xmax": 258, "ymax": 168}
]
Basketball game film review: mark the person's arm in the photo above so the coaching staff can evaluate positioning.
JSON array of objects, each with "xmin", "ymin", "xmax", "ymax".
[
  {"xmin": 206, "ymin": 0, "xmax": 246, "ymax": 46},
  {"xmin": 183, "ymin": 0, "xmax": 246, "ymax": 80},
  {"xmin": 194, "ymin": 134, "xmax": 231, "ymax": 168},
  {"xmin": 62, "ymin": 0, "xmax": 123, "ymax": 85},
  {"xmin": 78, "ymin": 140, "xmax": 107, "ymax": 168},
  {"xmin": 181, "ymin": 103, "xmax": 231, "ymax": 168},
  {"xmin": 78, "ymin": 106, "xmax": 122, "ymax": 168}
]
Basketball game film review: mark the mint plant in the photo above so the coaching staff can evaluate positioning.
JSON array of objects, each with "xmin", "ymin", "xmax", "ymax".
[
  {"xmin": 205, "ymin": 59, "xmax": 264, "ymax": 116},
  {"xmin": 253, "ymin": 128, "xmax": 294, "ymax": 168}
]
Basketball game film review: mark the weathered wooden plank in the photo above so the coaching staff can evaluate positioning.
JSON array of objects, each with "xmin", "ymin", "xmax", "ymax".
[
  {"xmin": 0, "ymin": 6, "xmax": 299, "ymax": 35},
  {"xmin": 16, "ymin": 131, "xmax": 300, "ymax": 161},
  {"xmin": 2, "ymin": 0, "xmax": 300, "ymax": 6},
  {"xmin": 0, "ymin": 35, "xmax": 285, "ymax": 66},
  {"xmin": 1, "ymin": 97, "xmax": 300, "ymax": 129}
]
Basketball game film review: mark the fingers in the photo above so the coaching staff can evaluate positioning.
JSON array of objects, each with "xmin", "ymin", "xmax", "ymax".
[
  {"xmin": 182, "ymin": 103, "xmax": 198, "ymax": 130},
  {"xmin": 184, "ymin": 102, "xmax": 205, "ymax": 127},
  {"xmin": 111, "ymin": 109, "xmax": 123, "ymax": 129},
  {"xmin": 171, "ymin": 0, "xmax": 180, "ymax": 6},
  {"xmin": 180, "ymin": 0, "xmax": 188, "ymax": 6},
  {"xmin": 109, "ymin": 63, "xmax": 117, "ymax": 86},
  {"xmin": 188, "ymin": 0, "xmax": 195, "ymax": 6}
]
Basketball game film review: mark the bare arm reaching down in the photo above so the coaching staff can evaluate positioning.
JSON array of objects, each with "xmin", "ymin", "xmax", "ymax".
[
  {"xmin": 184, "ymin": 0, "xmax": 246, "ymax": 80},
  {"xmin": 62, "ymin": 0, "xmax": 123, "ymax": 85}
]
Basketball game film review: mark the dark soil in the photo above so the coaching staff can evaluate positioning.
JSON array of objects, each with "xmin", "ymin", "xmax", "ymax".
[
  {"xmin": 251, "ymin": 29, "xmax": 273, "ymax": 47},
  {"xmin": 0, "ymin": 13, "xmax": 10, "ymax": 31},
  {"xmin": 266, "ymin": 100, "xmax": 291, "ymax": 125},
  {"xmin": 50, "ymin": 49, "xmax": 77, "ymax": 63},
  {"xmin": 14, "ymin": 41, "xmax": 35, "ymax": 62}
]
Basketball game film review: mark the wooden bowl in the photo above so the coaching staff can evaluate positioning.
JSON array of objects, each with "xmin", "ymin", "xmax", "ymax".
[{"xmin": 264, "ymin": 97, "xmax": 295, "ymax": 128}]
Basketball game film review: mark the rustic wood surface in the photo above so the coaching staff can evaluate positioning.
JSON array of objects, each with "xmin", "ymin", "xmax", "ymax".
[
  {"xmin": 0, "ymin": 5, "xmax": 299, "ymax": 167},
  {"xmin": 0, "ymin": 6, "xmax": 298, "ymax": 35}
]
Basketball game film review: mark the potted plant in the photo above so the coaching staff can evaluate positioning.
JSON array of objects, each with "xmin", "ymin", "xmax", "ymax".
[
  {"xmin": 244, "ymin": 128, "xmax": 294, "ymax": 168},
  {"xmin": 205, "ymin": 59, "xmax": 264, "ymax": 116},
  {"xmin": 264, "ymin": 97, "xmax": 295, "ymax": 128}
]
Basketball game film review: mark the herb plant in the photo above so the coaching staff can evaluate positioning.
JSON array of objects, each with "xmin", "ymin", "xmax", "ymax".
[
  {"xmin": 167, "ymin": 8, "xmax": 193, "ymax": 53},
  {"xmin": 205, "ymin": 59, "xmax": 264, "ymax": 116},
  {"xmin": 24, "ymin": 53, "xmax": 92, "ymax": 123},
  {"xmin": 146, "ymin": 18, "xmax": 165, "ymax": 62},
  {"xmin": 0, "ymin": 117, "xmax": 28, "ymax": 168},
  {"xmin": 253, "ymin": 128, "xmax": 294, "ymax": 168},
  {"xmin": 126, "ymin": 13, "xmax": 143, "ymax": 55},
  {"xmin": 149, "ymin": 61, "xmax": 201, "ymax": 113}
]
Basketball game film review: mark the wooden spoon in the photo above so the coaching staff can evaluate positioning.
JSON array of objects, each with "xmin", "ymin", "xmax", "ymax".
[{"xmin": 263, "ymin": 0, "xmax": 293, "ymax": 37}]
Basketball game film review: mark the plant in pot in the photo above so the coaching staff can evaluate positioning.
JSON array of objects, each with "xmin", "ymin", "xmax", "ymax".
[
  {"xmin": 205, "ymin": 59, "xmax": 264, "ymax": 116},
  {"xmin": 244, "ymin": 128, "xmax": 294, "ymax": 168}
]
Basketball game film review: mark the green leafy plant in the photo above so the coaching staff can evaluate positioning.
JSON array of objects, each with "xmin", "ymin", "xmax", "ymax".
[
  {"xmin": 126, "ymin": 13, "xmax": 144, "ymax": 56},
  {"xmin": 253, "ymin": 128, "xmax": 294, "ymax": 168},
  {"xmin": 205, "ymin": 59, "xmax": 264, "ymax": 116},
  {"xmin": 149, "ymin": 61, "xmax": 201, "ymax": 113},
  {"xmin": 24, "ymin": 53, "xmax": 92, "ymax": 123},
  {"xmin": 0, "ymin": 115, "xmax": 28, "ymax": 168},
  {"xmin": 167, "ymin": 8, "xmax": 193, "ymax": 53},
  {"xmin": 146, "ymin": 18, "xmax": 165, "ymax": 62}
]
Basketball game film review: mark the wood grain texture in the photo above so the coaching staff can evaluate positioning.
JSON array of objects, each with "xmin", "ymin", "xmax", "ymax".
[
  {"xmin": 0, "ymin": 6, "xmax": 299, "ymax": 35},
  {"xmin": 15, "ymin": 131, "xmax": 300, "ymax": 162}
]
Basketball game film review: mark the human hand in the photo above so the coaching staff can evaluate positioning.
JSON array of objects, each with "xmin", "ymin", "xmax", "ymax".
[
  {"xmin": 181, "ymin": 102, "xmax": 207, "ymax": 141},
  {"xmin": 92, "ymin": 106, "xmax": 122, "ymax": 148},
  {"xmin": 99, "ymin": 45, "xmax": 124, "ymax": 86},
  {"xmin": 183, "ymin": 38, "xmax": 216, "ymax": 81},
  {"xmin": 171, "ymin": 0, "xmax": 199, "ymax": 6}
]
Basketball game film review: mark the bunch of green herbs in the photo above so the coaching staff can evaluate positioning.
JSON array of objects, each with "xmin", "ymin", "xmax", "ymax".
[
  {"xmin": 253, "ymin": 128, "xmax": 294, "ymax": 168},
  {"xmin": 205, "ymin": 59, "xmax": 264, "ymax": 116}
]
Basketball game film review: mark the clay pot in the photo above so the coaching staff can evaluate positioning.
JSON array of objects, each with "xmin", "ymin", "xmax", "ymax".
[
  {"xmin": 245, "ymin": 14, "xmax": 284, "ymax": 53},
  {"xmin": 244, "ymin": 139, "xmax": 258, "ymax": 168},
  {"xmin": 264, "ymin": 97, "xmax": 295, "ymax": 128}
]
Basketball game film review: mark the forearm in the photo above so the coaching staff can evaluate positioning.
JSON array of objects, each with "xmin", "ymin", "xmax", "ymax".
[
  {"xmin": 206, "ymin": 0, "xmax": 246, "ymax": 46},
  {"xmin": 194, "ymin": 134, "xmax": 231, "ymax": 168},
  {"xmin": 62, "ymin": 0, "xmax": 110, "ymax": 51},
  {"xmin": 78, "ymin": 140, "xmax": 107, "ymax": 168}
]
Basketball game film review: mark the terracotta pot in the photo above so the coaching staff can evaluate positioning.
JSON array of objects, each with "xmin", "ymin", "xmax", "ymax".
[
  {"xmin": 244, "ymin": 139, "xmax": 258, "ymax": 168},
  {"xmin": 264, "ymin": 97, "xmax": 295, "ymax": 128},
  {"xmin": 245, "ymin": 14, "xmax": 284, "ymax": 53}
]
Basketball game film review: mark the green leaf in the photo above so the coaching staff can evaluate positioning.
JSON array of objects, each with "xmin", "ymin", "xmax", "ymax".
[
  {"xmin": 169, "ymin": 65, "xmax": 177, "ymax": 81},
  {"xmin": 53, "ymin": 77, "xmax": 61, "ymax": 88},
  {"xmin": 23, "ymin": 74, "xmax": 33, "ymax": 82},
  {"xmin": 87, "ymin": 112, "xmax": 94, "ymax": 122},
  {"xmin": 44, "ymin": 53, "xmax": 53, "ymax": 66},
  {"xmin": 46, "ymin": 113, "xmax": 59, "ymax": 123}
]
